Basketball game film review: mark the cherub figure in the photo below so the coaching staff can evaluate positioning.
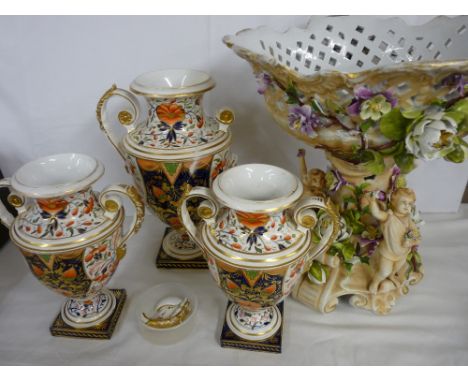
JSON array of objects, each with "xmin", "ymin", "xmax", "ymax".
[
  {"xmin": 297, "ymin": 149, "xmax": 326, "ymax": 196},
  {"xmin": 367, "ymin": 188, "xmax": 421, "ymax": 294}
]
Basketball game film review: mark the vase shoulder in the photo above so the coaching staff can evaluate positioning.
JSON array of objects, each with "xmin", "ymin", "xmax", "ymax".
[{"xmin": 210, "ymin": 209, "xmax": 304, "ymax": 255}]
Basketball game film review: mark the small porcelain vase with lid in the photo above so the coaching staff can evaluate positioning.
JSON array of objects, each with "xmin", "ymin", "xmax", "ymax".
[
  {"xmin": 96, "ymin": 69, "xmax": 236, "ymax": 262},
  {"xmin": 179, "ymin": 164, "xmax": 340, "ymax": 341},
  {"xmin": 0, "ymin": 153, "xmax": 145, "ymax": 330}
]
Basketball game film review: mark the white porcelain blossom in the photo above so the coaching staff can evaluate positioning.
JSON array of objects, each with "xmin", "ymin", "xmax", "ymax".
[{"xmin": 405, "ymin": 112, "xmax": 458, "ymax": 160}]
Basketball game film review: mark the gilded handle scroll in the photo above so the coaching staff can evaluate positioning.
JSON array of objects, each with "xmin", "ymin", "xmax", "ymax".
[
  {"xmin": 292, "ymin": 195, "xmax": 341, "ymax": 264},
  {"xmin": 0, "ymin": 178, "xmax": 25, "ymax": 229},
  {"xmin": 99, "ymin": 184, "xmax": 145, "ymax": 259},
  {"xmin": 215, "ymin": 108, "xmax": 235, "ymax": 132},
  {"xmin": 178, "ymin": 186, "xmax": 220, "ymax": 252},
  {"xmin": 96, "ymin": 84, "xmax": 141, "ymax": 160}
]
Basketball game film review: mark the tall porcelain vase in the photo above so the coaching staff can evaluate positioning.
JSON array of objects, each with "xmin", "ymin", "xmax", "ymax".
[
  {"xmin": 179, "ymin": 164, "xmax": 340, "ymax": 341},
  {"xmin": 0, "ymin": 153, "xmax": 144, "ymax": 331},
  {"xmin": 97, "ymin": 69, "xmax": 236, "ymax": 263}
]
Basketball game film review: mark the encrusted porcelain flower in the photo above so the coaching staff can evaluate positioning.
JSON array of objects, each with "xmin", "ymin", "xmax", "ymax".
[
  {"xmin": 255, "ymin": 72, "xmax": 273, "ymax": 95},
  {"xmin": 347, "ymin": 87, "xmax": 397, "ymax": 121},
  {"xmin": 405, "ymin": 112, "xmax": 458, "ymax": 160},
  {"xmin": 288, "ymin": 105, "xmax": 321, "ymax": 137},
  {"xmin": 325, "ymin": 168, "xmax": 347, "ymax": 192},
  {"xmin": 360, "ymin": 95, "xmax": 392, "ymax": 121}
]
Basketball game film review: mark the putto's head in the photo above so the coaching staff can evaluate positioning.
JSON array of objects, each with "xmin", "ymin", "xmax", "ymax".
[{"xmin": 390, "ymin": 188, "xmax": 416, "ymax": 215}]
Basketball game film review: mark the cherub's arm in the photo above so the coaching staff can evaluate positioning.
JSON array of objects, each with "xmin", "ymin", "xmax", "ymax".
[
  {"xmin": 369, "ymin": 196, "xmax": 388, "ymax": 222},
  {"xmin": 407, "ymin": 219, "xmax": 421, "ymax": 245}
]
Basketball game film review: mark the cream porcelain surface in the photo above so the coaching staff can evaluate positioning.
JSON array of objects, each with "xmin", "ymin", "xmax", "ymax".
[
  {"xmin": 224, "ymin": 16, "xmax": 468, "ymax": 75},
  {"xmin": 11, "ymin": 153, "xmax": 104, "ymax": 198},
  {"xmin": 130, "ymin": 69, "xmax": 216, "ymax": 97},
  {"xmin": 212, "ymin": 164, "xmax": 303, "ymax": 213}
]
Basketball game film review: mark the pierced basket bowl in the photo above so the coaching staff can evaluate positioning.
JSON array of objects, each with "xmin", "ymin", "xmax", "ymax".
[{"xmin": 224, "ymin": 16, "xmax": 468, "ymax": 160}]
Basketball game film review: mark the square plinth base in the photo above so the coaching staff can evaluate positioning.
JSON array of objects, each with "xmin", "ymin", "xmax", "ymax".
[
  {"xmin": 220, "ymin": 302, "xmax": 284, "ymax": 354},
  {"xmin": 155, "ymin": 228, "xmax": 207, "ymax": 269},
  {"xmin": 50, "ymin": 289, "xmax": 127, "ymax": 340}
]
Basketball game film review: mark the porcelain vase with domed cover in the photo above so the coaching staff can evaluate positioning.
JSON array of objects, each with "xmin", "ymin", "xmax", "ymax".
[
  {"xmin": 97, "ymin": 69, "xmax": 236, "ymax": 264},
  {"xmin": 179, "ymin": 164, "xmax": 340, "ymax": 342},
  {"xmin": 224, "ymin": 16, "xmax": 468, "ymax": 314},
  {"xmin": 0, "ymin": 153, "xmax": 145, "ymax": 330}
]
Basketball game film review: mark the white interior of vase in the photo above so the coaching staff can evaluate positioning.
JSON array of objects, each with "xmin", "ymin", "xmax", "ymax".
[
  {"xmin": 213, "ymin": 164, "xmax": 302, "ymax": 214},
  {"xmin": 13, "ymin": 153, "xmax": 103, "ymax": 197},
  {"xmin": 130, "ymin": 69, "xmax": 214, "ymax": 95},
  {"xmin": 226, "ymin": 16, "xmax": 468, "ymax": 74}
]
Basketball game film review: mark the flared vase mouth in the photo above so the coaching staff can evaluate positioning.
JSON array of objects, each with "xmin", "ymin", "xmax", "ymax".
[
  {"xmin": 129, "ymin": 69, "xmax": 215, "ymax": 97},
  {"xmin": 212, "ymin": 163, "xmax": 303, "ymax": 213},
  {"xmin": 11, "ymin": 153, "xmax": 104, "ymax": 198}
]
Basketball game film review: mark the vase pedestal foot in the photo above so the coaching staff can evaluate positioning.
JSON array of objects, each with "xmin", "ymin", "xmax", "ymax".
[
  {"xmin": 220, "ymin": 302, "xmax": 283, "ymax": 353},
  {"xmin": 50, "ymin": 289, "xmax": 126, "ymax": 339},
  {"xmin": 155, "ymin": 228, "xmax": 207, "ymax": 269}
]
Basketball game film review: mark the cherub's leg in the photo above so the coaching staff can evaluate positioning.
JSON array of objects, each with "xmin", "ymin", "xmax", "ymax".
[
  {"xmin": 369, "ymin": 256, "xmax": 393, "ymax": 294},
  {"xmin": 393, "ymin": 256, "xmax": 408, "ymax": 279}
]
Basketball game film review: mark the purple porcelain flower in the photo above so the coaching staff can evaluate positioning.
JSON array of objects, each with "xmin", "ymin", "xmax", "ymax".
[
  {"xmin": 359, "ymin": 237, "xmax": 379, "ymax": 256},
  {"xmin": 288, "ymin": 105, "xmax": 321, "ymax": 136},
  {"xmin": 442, "ymin": 73, "xmax": 466, "ymax": 97},
  {"xmin": 327, "ymin": 168, "xmax": 348, "ymax": 192},
  {"xmin": 347, "ymin": 87, "xmax": 397, "ymax": 120},
  {"xmin": 255, "ymin": 72, "xmax": 273, "ymax": 95},
  {"xmin": 389, "ymin": 166, "xmax": 401, "ymax": 192},
  {"xmin": 376, "ymin": 190, "xmax": 387, "ymax": 202}
]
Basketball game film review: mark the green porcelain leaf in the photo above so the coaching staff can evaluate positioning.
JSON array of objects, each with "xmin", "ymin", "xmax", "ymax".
[
  {"xmin": 286, "ymin": 83, "xmax": 300, "ymax": 105},
  {"xmin": 361, "ymin": 150, "xmax": 385, "ymax": 175},
  {"xmin": 401, "ymin": 109, "xmax": 423, "ymax": 119},
  {"xmin": 444, "ymin": 111, "xmax": 465, "ymax": 125},
  {"xmin": 359, "ymin": 256, "xmax": 370, "ymax": 264},
  {"xmin": 380, "ymin": 108, "xmax": 410, "ymax": 141},
  {"xmin": 444, "ymin": 145, "xmax": 465, "ymax": 163},
  {"xmin": 359, "ymin": 120, "xmax": 373, "ymax": 133},
  {"xmin": 394, "ymin": 152, "xmax": 416, "ymax": 174},
  {"xmin": 309, "ymin": 261, "xmax": 323, "ymax": 282}
]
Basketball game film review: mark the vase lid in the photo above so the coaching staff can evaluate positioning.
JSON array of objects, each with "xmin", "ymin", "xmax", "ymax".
[{"xmin": 193, "ymin": 164, "xmax": 313, "ymax": 268}]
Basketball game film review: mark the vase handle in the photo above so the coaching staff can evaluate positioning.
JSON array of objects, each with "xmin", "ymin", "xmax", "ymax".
[
  {"xmin": 215, "ymin": 108, "xmax": 235, "ymax": 132},
  {"xmin": 96, "ymin": 84, "xmax": 140, "ymax": 160},
  {"xmin": 99, "ymin": 185, "xmax": 145, "ymax": 260},
  {"xmin": 292, "ymin": 195, "xmax": 341, "ymax": 264},
  {"xmin": 0, "ymin": 178, "xmax": 26, "ymax": 229},
  {"xmin": 178, "ymin": 186, "xmax": 220, "ymax": 251}
]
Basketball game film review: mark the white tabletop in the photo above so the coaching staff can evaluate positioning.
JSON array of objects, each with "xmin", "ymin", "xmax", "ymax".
[{"xmin": 1, "ymin": 206, "xmax": 468, "ymax": 366}]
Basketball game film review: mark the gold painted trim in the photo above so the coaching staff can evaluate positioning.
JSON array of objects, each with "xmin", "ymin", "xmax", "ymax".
[
  {"xmin": 141, "ymin": 299, "xmax": 192, "ymax": 329},
  {"xmin": 209, "ymin": 225, "xmax": 305, "ymax": 256},
  {"xmin": 202, "ymin": 225, "xmax": 311, "ymax": 269},
  {"xmin": 124, "ymin": 120, "xmax": 232, "ymax": 159},
  {"xmin": 96, "ymin": 84, "xmax": 140, "ymax": 161},
  {"xmin": 14, "ymin": 162, "xmax": 102, "ymax": 191},
  {"xmin": 10, "ymin": 210, "xmax": 124, "ymax": 254},
  {"xmin": 214, "ymin": 187, "xmax": 304, "ymax": 215},
  {"xmin": 118, "ymin": 110, "xmax": 134, "ymax": 125},
  {"xmin": 126, "ymin": 134, "xmax": 232, "ymax": 162},
  {"xmin": 129, "ymin": 84, "xmax": 216, "ymax": 99},
  {"xmin": 228, "ymin": 305, "xmax": 281, "ymax": 337},
  {"xmin": 101, "ymin": 185, "xmax": 145, "ymax": 243},
  {"xmin": 7, "ymin": 194, "xmax": 24, "ymax": 208}
]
